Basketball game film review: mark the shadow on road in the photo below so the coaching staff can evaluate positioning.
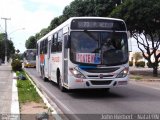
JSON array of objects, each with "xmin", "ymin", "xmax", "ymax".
[
  {"xmin": 66, "ymin": 89, "xmax": 126, "ymax": 99},
  {"xmin": 48, "ymin": 80, "xmax": 126, "ymax": 99}
]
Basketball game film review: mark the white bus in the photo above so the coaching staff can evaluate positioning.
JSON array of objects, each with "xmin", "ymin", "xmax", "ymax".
[
  {"xmin": 24, "ymin": 49, "xmax": 36, "ymax": 68},
  {"xmin": 36, "ymin": 17, "xmax": 129, "ymax": 91}
]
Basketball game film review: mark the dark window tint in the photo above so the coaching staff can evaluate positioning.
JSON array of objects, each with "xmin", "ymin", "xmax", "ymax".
[{"xmin": 51, "ymin": 29, "xmax": 63, "ymax": 53}]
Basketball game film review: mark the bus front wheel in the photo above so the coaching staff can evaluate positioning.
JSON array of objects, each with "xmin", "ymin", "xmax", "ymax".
[{"xmin": 57, "ymin": 70, "xmax": 66, "ymax": 92}]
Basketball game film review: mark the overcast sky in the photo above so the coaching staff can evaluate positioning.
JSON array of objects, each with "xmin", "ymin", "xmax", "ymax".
[{"xmin": 0, "ymin": 0, "xmax": 73, "ymax": 53}]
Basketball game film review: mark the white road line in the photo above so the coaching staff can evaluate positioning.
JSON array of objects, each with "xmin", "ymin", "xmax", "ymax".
[
  {"xmin": 25, "ymin": 71, "xmax": 80, "ymax": 120},
  {"xmin": 25, "ymin": 73, "xmax": 63, "ymax": 120},
  {"xmin": 11, "ymin": 73, "xmax": 20, "ymax": 120}
]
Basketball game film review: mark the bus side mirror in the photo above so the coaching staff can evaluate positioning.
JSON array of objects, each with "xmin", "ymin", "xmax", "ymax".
[{"xmin": 65, "ymin": 35, "xmax": 71, "ymax": 48}]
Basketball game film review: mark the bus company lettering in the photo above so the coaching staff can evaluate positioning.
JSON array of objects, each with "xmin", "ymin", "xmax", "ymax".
[
  {"xmin": 52, "ymin": 57, "xmax": 60, "ymax": 62},
  {"xmin": 76, "ymin": 53, "xmax": 100, "ymax": 64}
]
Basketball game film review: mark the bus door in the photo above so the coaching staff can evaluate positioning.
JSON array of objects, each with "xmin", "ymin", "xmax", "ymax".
[
  {"xmin": 62, "ymin": 34, "xmax": 69, "ymax": 84},
  {"xmin": 47, "ymin": 40, "xmax": 52, "ymax": 79}
]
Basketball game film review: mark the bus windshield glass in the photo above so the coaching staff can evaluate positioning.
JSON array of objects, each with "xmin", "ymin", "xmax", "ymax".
[
  {"xmin": 70, "ymin": 31, "xmax": 128, "ymax": 65},
  {"xmin": 25, "ymin": 50, "xmax": 36, "ymax": 61}
]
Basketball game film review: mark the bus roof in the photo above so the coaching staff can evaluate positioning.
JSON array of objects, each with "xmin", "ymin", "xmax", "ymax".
[{"xmin": 37, "ymin": 17, "xmax": 125, "ymax": 43}]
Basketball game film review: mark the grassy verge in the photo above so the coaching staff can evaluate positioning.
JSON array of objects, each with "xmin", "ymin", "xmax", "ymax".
[
  {"xmin": 16, "ymin": 71, "xmax": 42, "ymax": 104},
  {"xmin": 130, "ymin": 75, "xmax": 142, "ymax": 80}
]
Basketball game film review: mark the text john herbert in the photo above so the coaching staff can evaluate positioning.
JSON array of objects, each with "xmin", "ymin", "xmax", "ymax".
[{"xmin": 101, "ymin": 114, "xmax": 133, "ymax": 120}]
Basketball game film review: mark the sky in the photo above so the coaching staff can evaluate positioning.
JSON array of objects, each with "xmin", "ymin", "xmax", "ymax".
[
  {"xmin": 0, "ymin": 0, "xmax": 140, "ymax": 53},
  {"xmin": 0, "ymin": 0, "xmax": 73, "ymax": 53}
]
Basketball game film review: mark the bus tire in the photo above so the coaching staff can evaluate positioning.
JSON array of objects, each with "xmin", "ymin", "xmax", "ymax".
[
  {"xmin": 102, "ymin": 88, "xmax": 110, "ymax": 92},
  {"xmin": 57, "ymin": 70, "xmax": 66, "ymax": 92}
]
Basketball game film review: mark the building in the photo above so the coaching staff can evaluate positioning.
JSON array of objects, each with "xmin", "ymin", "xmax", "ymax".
[{"xmin": 129, "ymin": 50, "xmax": 160, "ymax": 68}]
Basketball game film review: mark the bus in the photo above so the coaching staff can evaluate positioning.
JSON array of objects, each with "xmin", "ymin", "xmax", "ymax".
[
  {"xmin": 23, "ymin": 49, "xmax": 36, "ymax": 68},
  {"xmin": 36, "ymin": 17, "xmax": 129, "ymax": 91}
]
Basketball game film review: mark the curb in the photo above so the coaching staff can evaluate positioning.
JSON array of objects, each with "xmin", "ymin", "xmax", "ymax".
[
  {"xmin": 11, "ymin": 73, "xmax": 20, "ymax": 120},
  {"xmin": 130, "ymin": 79, "xmax": 160, "ymax": 82},
  {"xmin": 25, "ymin": 72, "xmax": 63, "ymax": 120}
]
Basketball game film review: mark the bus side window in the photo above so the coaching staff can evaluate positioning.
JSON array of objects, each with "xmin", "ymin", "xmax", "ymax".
[
  {"xmin": 57, "ymin": 29, "xmax": 63, "ymax": 52},
  {"xmin": 44, "ymin": 39, "xmax": 48, "ymax": 54},
  {"xmin": 51, "ymin": 34, "xmax": 57, "ymax": 52},
  {"xmin": 40, "ymin": 41, "xmax": 43, "ymax": 54},
  {"xmin": 57, "ymin": 41, "xmax": 62, "ymax": 52}
]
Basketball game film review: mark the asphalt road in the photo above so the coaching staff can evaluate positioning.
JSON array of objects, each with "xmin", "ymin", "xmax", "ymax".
[{"xmin": 25, "ymin": 68, "xmax": 160, "ymax": 120}]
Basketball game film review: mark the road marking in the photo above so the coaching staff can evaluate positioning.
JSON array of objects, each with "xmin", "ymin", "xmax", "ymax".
[
  {"xmin": 25, "ymin": 73, "xmax": 65, "ymax": 120},
  {"xmin": 25, "ymin": 70, "xmax": 80, "ymax": 120},
  {"xmin": 37, "ymin": 82, "xmax": 81, "ymax": 120}
]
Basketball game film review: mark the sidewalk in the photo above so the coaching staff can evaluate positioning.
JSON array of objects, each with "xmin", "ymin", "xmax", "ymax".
[{"xmin": 0, "ymin": 63, "xmax": 13, "ymax": 114}]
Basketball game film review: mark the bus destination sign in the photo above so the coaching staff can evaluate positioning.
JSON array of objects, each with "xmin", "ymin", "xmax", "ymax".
[
  {"xmin": 77, "ymin": 21, "xmax": 113, "ymax": 29},
  {"xmin": 71, "ymin": 19, "xmax": 126, "ymax": 31}
]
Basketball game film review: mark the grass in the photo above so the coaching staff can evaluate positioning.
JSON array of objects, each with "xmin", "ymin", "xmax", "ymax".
[
  {"xmin": 16, "ymin": 71, "xmax": 42, "ymax": 104},
  {"xmin": 131, "ymin": 76, "xmax": 142, "ymax": 80}
]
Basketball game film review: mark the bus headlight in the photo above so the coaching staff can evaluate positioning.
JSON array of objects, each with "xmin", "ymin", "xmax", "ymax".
[
  {"xmin": 116, "ymin": 67, "xmax": 129, "ymax": 78},
  {"xmin": 69, "ymin": 68, "xmax": 85, "ymax": 78}
]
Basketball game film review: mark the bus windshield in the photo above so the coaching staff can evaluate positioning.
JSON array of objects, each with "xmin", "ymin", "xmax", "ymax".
[
  {"xmin": 25, "ymin": 50, "xmax": 36, "ymax": 61},
  {"xmin": 70, "ymin": 31, "xmax": 128, "ymax": 65}
]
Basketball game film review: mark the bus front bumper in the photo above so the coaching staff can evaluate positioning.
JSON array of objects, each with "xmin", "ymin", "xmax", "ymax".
[{"xmin": 66, "ymin": 76, "xmax": 129, "ymax": 89}]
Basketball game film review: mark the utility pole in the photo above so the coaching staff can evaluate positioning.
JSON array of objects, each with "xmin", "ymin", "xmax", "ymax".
[{"xmin": 1, "ymin": 17, "xmax": 11, "ymax": 64}]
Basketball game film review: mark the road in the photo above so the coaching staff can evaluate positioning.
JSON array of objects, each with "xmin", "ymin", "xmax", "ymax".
[{"xmin": 25, "ymin": 68, "xmax": 160, "ymax": 120}]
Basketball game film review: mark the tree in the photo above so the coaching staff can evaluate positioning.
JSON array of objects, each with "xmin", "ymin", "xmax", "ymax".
[
  {"xmin": 0, "ymin": 33, "xmax": 15, "ymax": 62},
  {"xmin": 110, "ymin": 0, "xmax": 160, "ymax": 76},
  {"xmin": 25, "ymin": 36, "xmax": 36, "ymax": 49},
  {"xmin": 15, "ymin": 49, "xmax": 20, "ymax": 54},
  {"xmin": 133, "ymin": 52, "xmax": 143, "ymax": 63},
  {"xmin": 34, "ymin": 33, "xmax": 41, "ymax": 41},
  {"xmin": 63, "ymin": 0, "xmax": 117, "ymax": 18},
  {"xmin": 25, "ymin": 0, "xmax": 122, "ymax": 50},
  {"xmin": 48, "ymin": 16, "xmax": 66, "ymax": 31}
]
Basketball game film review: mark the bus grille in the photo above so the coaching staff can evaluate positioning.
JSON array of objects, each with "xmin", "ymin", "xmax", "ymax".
[
  {"xmin": 90, "ymin": 80, "xmax": 112, "ymax": 85},
  {"xmin": 83, "ymin": 67, "xmax": 119, "ymax": 73},
  {"xmin": 87, "ymin": 75, "xmax": 113, "ymax": 78}
]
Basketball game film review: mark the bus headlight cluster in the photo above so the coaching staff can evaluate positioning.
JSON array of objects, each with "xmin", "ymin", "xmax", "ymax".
[
  {"xmin": 116, "ymin": 67, "xmax": 129, "ymax": 78},
  {"xmin": 69, "ymin": 68, "xmax": 85, "ymax": 78}
]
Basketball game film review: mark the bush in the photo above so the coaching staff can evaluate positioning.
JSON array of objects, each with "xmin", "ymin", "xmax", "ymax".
[
  {"xmin": 147, "ymin": 62, "xmax": 159, "ymax": 68},
  {"xmin": 129, "ymin": 61, "xmax": 133, "ymax": 66},
  {"xmin": 11, "ymin": 59, "xmax": 22, "ymax": 71},
  {"xmin": 135, "ymin": 61, "xmax": 145, "ymax": 67}
]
